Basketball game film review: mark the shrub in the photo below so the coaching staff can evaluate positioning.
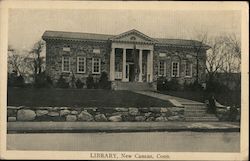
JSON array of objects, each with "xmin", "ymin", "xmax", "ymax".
[
  {"xmin": 86, "ymin": 74, "xmax": 94, "ymax": 89},
  {"xmin": 75, "ymin": 79, "xmax": 84, "ymax": 89},
  {"xmin": 8, "ymin": 71, "xmax": 25, "ymax": 87},
  {"xmin": 56, "ymin": 75, "xmax": 69, "ymax": 88},
  {"xmin": 184, "ymin": 80, "xmax": 203, "ymax": 91},
  {"xmin": 99, "ymin": 72, "xmax": 111, "ymax": 89},
  {"xmin": 157, "ymin": 77, "xmax": 167, "ymax": 91},
  {"xmin": 33, "ymin": 72, "xmax": 53, "ymax": 88}
]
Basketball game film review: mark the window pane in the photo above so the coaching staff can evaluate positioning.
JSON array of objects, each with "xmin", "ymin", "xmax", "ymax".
[
  {"xmin": 93, "ymin": 58, "xmax": 100, "ymax": 73},
  {"xmin": 78, "ymin": 57, "xmax": 85, "ymax": 72},
  {"xmin": 63, "ymin": 57, "xmax": 70, "ymax": 72}
]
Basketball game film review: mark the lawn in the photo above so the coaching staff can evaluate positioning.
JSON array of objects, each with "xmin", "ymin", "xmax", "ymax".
[{"xmin": 7, "ymin": 87, "xmax": 172, "ymax": 108}]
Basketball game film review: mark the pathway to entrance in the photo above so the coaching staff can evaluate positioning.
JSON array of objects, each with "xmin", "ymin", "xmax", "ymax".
[
  {"xmin": 133, "ymin": 91, "xmax": 219, "ymax": 121},
  {"xmin": 133, "ymin": 91, "xmax": 204, "ymax": 107}
]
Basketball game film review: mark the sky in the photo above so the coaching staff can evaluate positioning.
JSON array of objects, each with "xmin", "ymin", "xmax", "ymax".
[{"xmin": 8, "ymin": 9, "xmax": 241, "ymax": 53}]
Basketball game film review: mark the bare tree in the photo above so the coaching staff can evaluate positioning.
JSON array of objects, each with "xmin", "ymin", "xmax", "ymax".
[
  {"xmin": 29, "ymin": 40, "xmax": 45, "ymax": 78},
  {"xmin": 191, "ymin": 32, "xmax": 209, "ymax": 83},
  {"xmin": 220, "ymin": 34, "xmax": 241, "ymax": 73}
]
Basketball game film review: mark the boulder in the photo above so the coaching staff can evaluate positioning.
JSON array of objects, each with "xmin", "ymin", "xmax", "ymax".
[
  {"xmin": 60, "ymin": 110, "xmax": 71, "ymax": 116},
  {"xmin": 169, "ymin": 107, "xmax": 184, "ymax": 114},
  {"xmin": 135, "ymin": 116, "xmax": 146, "ymax": 122},
  {"xmin": 115, "ymin": 107, "xmax": 128, "ymax": 112},
  {"xmin": 160, "ymin": 108, "xmax": 168, "ymax": 113},
  {"xmin": 7, "ymin": 109, "xmax": 17, "ymax": 117},
  {"xmin": 108, "ymin": 115, "xmax": 122, "ymax": 122},
  {"xmin": 146, "ymin": 117, "xmax": 155, "ymax": 122},
  {"xmin": 78, "ymin": 111, "xmax": 94, "ymax": 121},
  {"xmin": 144, "ymin": 112, "xmax": 152, "ymax": 117},
  {"xmin": 17, "ymin": 109, "xmax": 36, "ymax": 121},
  {"xmin": 95, "ymin": 114, "xmax": 107, "ymax": 122},
  {"xmin": 8, "ymin": 117, "xmax": 17, "ymax": 122},
  {"xmin": 71, "ymin": 110, "xmax": 78, "ymax": 115},
  {"xmin": 66, "ymin": 115, "xmax": 77, "ymax": 122},
  {"xmin": 168, "ymin": 115, "xmax": 182, "ymax": 121},
  {"xmin": 60, "ymin": 107, "xmax": 69, "ymax": 110},
  {"xmin": 36, "ymin": 110, "xmax": 49, "ymax": 117},
  {"xmin": 47, "ymin": 111, "xmax": 60, "ymax": 117},
  {"xmin": 155, "ymin": 116, "xmax": 168, "ymax": 122},
  {"xmin": 139, "ymin": 107, "xmax": 150, "ymax": 113},
  {"xmin": 129, "ymin": 108, "xmax": 139, "ymax": 116},
  {"xmin": 149, "ymin": 107, "xmax": 162, "ymax": 113},
  {"xmin": 111, "ymin": 112, "xmax": 129, "ymax": 116}
]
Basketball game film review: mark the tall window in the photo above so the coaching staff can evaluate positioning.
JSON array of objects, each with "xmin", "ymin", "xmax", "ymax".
[
  {"xmin": 158, "ymin": 60, "xmax": 166, "ymax": 76},
  {"xmin": 62, "ymin": 56, "xmax": 70, "ymax": 72},
  {"xmin": 185, "ymin": 61, "xmax": 192, "ymax": 77},
  {"xmin": 172, "ymin": 62, "xmax": 179, "ymax": 77},
  {"xmin": 92, "ymin": 58, "xmax": 101, "ymax": 74},
  {"xmin": 77, "ymin": 57, "xmax": 86, "ymax": 73}
]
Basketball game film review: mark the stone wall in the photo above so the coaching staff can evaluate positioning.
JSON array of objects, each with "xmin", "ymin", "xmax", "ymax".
[
  {"xmin": 7, "ymin": 106, "xmax": 185, "ymax": 122},
  {"xmin": 153, "ymin": 45, "xmax": 207, "ymax": 84},
  {"xmin": 45, "ymin": 39, "xmax": 110, "ymax": 85}
]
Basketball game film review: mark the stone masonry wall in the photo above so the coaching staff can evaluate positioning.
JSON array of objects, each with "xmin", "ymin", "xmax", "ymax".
[
  {"xmin": 7, "ymin": 106, "xmax": 185, "ymax": 122},
  {"xmin": 153, "ymin": 45, "xmax": 207, "ymax": 84},
  {"xmin": 45, "ymin": 39, "xmax": 110, "ymax": 85}
]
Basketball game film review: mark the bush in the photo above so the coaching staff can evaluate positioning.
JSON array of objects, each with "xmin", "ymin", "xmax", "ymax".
[
  {"xmin": 184, "ymin": 80, "xmax": 203, "ymax": 91},
  {"xmin": 99, "ymin": 72, "xmax": 111, "ymax": 89},
  {"xmin": 33, "ymin": 72, "xmax": 53, "ymax": 88},
  {"xmin": 75, "ymin": 79, "xmax": 84, "ymax": 89},
  {"xmin": 157, "ymin": 77, "xmax": 181, "ymax": 91},
  {"xmin": 56, "ymin": 75, "xmax": 69, "ymax": 88},
  {"xmin": 86, "ymin": 74, "xmax": 94, "ymax": 89},
  {"xmin": 8, "ymin": 71, "xmax": 25, "ymax": 87},
  {"xmin": 206, "ymin": 80, "xmax": 230, "ymax": 93}
]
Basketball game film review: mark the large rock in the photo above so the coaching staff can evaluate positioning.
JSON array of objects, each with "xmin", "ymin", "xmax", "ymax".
[
  {"xmin": 139, "ymin": 108, "xmax": 150, "ymax": 113},
  {"xmin": 168, "ymin": 115, "xmax": 182, "ymax": 121},
  {"xmin": 146, "ymin": 117, "xmax": 155, "ymax": 122},
  {"xmin": 108, "ymin": 115, "xmax": 122, "ymax": 122},
  {"xmin": 115, "ymin": 108, "xmax": 128, "ymax": 112},
  {"xmin": 60, "ymin": 110, "xmax": 71, "ymax": 116},
  {"xmin": 128, "ymin": 108, "xmax": 139, "ymax": 116},
  {"xmin": 149, "ymin": 107, "xmax": 162, "ymax": 113},
  {"xmin": 160, "ymin": 108, "xmax": 168, "ymax": 113},
  {"xmin": 78, "ymin": 111, "xmax": 94, "ymax": 121},
  {"xmin": 144, "ymin": 112, "xmax": 152, "ymax": 117},
  {"xmin": 169, "ymin": 107, "xmax": 184, "ymax": 114},
  {"xmin": 47, "ymin": 111, "xmax": 59, "ymax": 117},
  {"xmin": 95, "ymin": 114, "xmax": 107, "ymax": 122},
  {"xmin": 135, "ymin": 116, "xmax": 146, "ymax": 122},
  {"xmin": 155, "ymin": 116, "xmax": 168, "ymax": 122},
  {"xmin": 7, "ymin": 109, "xmax": 17, "ymax": 117},
  {"xmin": 8, "ymin": 117, "xmax": 17, "ymax": 122},
  {"xmin": 17, "ymin": 109, "xmax": 36, "ymax": 121},
  {"xmin": 36, "ymin": 110, "xmax": 49, "ymax": 117},
  {"xmin": 66, "ymin": 115, "xmax": 77, "ymax": 122},
  {"xmin": 71, "ymin": 110, "xmax": 78, "ymax": 115}
]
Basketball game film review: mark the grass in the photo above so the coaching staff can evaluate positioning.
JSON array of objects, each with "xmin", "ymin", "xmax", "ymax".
[{"xmin": 7, "ymin": 87, "xmax": 172, "ymax": 108}]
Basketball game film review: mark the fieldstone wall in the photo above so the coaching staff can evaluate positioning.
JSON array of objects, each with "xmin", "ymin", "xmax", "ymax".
[
  {"xmin": 7, "ymin": 106, "xmax": 185, "ymax": 122},
  {"xmin": 153, "ymin": 45, "xmax": 207, "ymax": 84},
  {"xmin": 45, "ymin": 39, "xmax": 110, "ymax": 85}
]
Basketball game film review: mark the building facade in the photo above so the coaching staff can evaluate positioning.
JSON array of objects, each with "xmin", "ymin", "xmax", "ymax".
[{"xmin": 42, "ymin": 29, "xmax": 209, "ymax": 89}]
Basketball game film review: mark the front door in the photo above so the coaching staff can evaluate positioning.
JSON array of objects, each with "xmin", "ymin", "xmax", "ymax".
[
  {"xmin": 129, "ymin": 63, "xmax": 135, "ymax": 82},
  {"xmin": 124, "ymin": 63, "xmax": 129, "ymax": 82}
]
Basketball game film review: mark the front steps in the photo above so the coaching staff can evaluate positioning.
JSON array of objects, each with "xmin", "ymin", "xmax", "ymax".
[
  {"xmin": 184, "ymin": 103, "xmax": 219, "ymax": 122},
  {"xmin": 113, "ymin": 81, "xmax": 155, "ymax": 91}
]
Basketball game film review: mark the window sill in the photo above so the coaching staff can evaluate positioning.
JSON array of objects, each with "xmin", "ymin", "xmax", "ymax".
[
  {"xmin": 92, "ymin": 72, "xmax": 101, "ymax": 75},
  {"xmin": 77, "ymin": 71, "xmax": 86, "ymax": 74}
]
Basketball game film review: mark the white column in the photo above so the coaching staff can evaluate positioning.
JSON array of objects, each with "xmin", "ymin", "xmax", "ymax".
[
  {"xmin": 147, "ymin": 51, "xmax": 151, "ymax": 82},
  {"xmin": 122, "ymin": 48, "xmax": 126, "ymax": 82},
  {"xmin": 110, "ymin": 48, "xmax": 115, "ymax": 81},
  {"xmin": 149, "ymin": 50, "xmax": 154, "ymax": 82},
  {"xmin": 138, "ymin": 49, "xmax": 143, "ymax": 82}
]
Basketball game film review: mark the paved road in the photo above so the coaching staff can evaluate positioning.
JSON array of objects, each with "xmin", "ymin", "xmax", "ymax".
[{"xmin": 7, "ymin": 132, "xmax": 240, "ymax": 152}]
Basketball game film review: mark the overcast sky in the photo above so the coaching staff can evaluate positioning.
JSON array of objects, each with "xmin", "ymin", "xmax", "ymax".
[{"xmin": 8, "ymin": 9, "xmax": 241, "ymax": 52}]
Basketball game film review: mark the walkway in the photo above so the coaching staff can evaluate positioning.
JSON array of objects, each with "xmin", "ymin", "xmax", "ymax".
[{"xmin": 133, "ymin": 91, "xmax": 204, "ymax": 107}]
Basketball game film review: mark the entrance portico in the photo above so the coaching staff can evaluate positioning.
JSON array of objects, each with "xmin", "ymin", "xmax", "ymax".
[{"xmin": 110, "ymin": 42, "xmax": 154, "ymax": 83}]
